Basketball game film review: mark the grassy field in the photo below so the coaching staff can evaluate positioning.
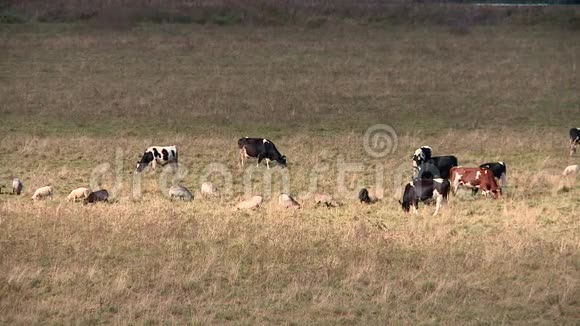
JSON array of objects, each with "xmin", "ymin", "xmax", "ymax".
[{"xmin": 0, "ymin": 21, "xmax": 579, "ymax": 324}]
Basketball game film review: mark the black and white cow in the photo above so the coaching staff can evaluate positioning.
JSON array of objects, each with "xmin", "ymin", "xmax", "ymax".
[
  {"xmin": 412, "ymin": 146, "xmax": 433, "ymax": 164},
  {"xmin": 400, "ymin": 178, "xmax": 450, "ymax": 216},
  {"xmin": 135, "ymin": 145, "xmax": 178, "ymax": 173},
  {"xmin": 570, "ymin": 128, "xmax": 580, "ymax": 156},
  {"xmin": 412, "ymin": 146, "xmax": 458, "ymax": 179},
  {"xmin": 238, "ymin": 137, "xmax": 287, "ymax": 168}
]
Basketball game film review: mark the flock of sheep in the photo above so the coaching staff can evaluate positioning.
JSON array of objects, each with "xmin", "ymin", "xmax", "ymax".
[
  {"xmin": 3, "ymin": 133, "xmax": 579, "ymax": 212},
  {"xmin": 3, "ymin": 176, "xmax": 325, "ymax": 210},
  {"xmin": 6, "ymin": 180, "xmax": 110, "ymax": 204}
]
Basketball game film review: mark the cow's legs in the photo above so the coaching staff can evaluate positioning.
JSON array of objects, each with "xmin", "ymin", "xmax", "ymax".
[
  {"xmin": 452, "ymin": 182, "xmax": 460, "ymax": 195},
  {"xmin": 151, "ymin": 160, "xmax": 157, "ymax": 171},
  {"xmin": 451, "ymin": 173, "xmax": 461, "ymax": 195},
  {"xmin": 239, "ymin": 148, "xmax": 246, "ymax": 168},
  {"xmin": 266, "ymin": 159, "xmax": 270, "ymax": 169},
  {"xmin": 500, "ymin": 173, "xmax": 507, "ymax": 193},
  {"xmin": 433, "ymin": 194, "xmax": 443, "ymax": 216},
  {"xmin": 412, "ymin": 204, "xmax": 418, "ymax": 214},
  {"xmin": 257, "ymin": 154, "xmax": 265, "ymax": 168}
]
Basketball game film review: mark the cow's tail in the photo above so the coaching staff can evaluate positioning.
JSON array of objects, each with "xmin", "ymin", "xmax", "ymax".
[{"xmin": 237, "ymin": 138, "xmax": 246, "ymax": 149}]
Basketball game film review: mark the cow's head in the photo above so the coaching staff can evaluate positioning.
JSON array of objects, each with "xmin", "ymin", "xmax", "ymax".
[
  {"xmin": 135, "ymin": 151, "xmax": 154, "ymax": 173},
  {"xmin": 277, "ymin": 155, "xmax": 287, "ymax": 167},
  {"xmin": 412, "ymin": 146, "xmax": 431, "ymax": 165},
  {"xmin": 411, "ymin": 148, "xmax": 424, "ymax": 164},
  {"xmin": 482, "ymin": 187, "xmax": 501, "ymax": 199},
  {"xmin": 399, "ymin": 199, "xmax": 411, "ymax": 212}
]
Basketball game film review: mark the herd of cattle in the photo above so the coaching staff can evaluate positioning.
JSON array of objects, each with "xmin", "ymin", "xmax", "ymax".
[{"xmin": 3, "ymin": 129, "xmax": 580, "ymax": 214}]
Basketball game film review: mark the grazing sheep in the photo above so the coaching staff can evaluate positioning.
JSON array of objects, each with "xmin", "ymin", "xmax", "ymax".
[
  {"xmin": 12, "ymin": 178, "xmax": 23, "ymax": 195},
  {"xmin": 562, "ymin": 165, "xmax": 579, "ymax": 177},
  {"xmin": 32, "ymin": 186, "xmax": 53, "ymax": 201},
  {"xmin": 278, "ymin": 193, "xmax": 300, "ymax": 209},
  {"xmin": 201, "ymin": 182, "xmax": 218, "ymax": 198},
  {"xmin": 169, "ymin": 185, "xmax": 193, "ymax": 201},
  {"xmin": 314, "ymin": 193, "xmax": 338, "ymax": 207},
  {"xmin": 358, "ymin": 188, "xmax": 379, "ymax": 204},
  {"xmin": 234, "ymin": 196, "xmax": 263, "ymax": 210},
  {"xmin": 67, "ymin": 187, "xmax": 90, "ymax": 202},
  {"xmin": 84, "ymin": 189, "xmax": 109, "ymax": 204}
]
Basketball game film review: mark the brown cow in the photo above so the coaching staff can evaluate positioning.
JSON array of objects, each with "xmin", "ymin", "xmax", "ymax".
[{"xmin": 449, "ymin": 166, "xmax": 501, "ymax": 199}]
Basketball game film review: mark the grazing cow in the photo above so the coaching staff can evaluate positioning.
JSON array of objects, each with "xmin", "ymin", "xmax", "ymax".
[
  {"xmin": 399, "ymin": 178, "xmax": 450, "ymax": 216},
  {"xmin": 32, "ymin": 186, "xmax": 53, "ymax": 201},
  {"xmin": 562, "ymin": 164, "xmax": 579, "ymax": 177},
  {"xmin": 449, "ymin": 166, "xmax": 501, "ymax": 199},
  {"xmin": 135, "ymin": 145, "xmax": 178, "ymax": 173},
  {"xmin": 12, "ymin": 178, "xmax": 23, "ymax": 195},
  {"xmin": 570, "ymin": 128, "xmax": 580, "ymax": 156},
  {"xmin": 84, "ymin": 189, "xmax": 109, "ymax": 204},
  {"xmin": 472, "ymin": 162, "xmax": 507, "ymax": 194},
  {"xmin": 67, "ymin": 187, "xmax": 90, "ymax": 202},
  {"xmin": 238, "ymin": 137, "xmax": 287, "ymax": 169},
  {"xmin": 168, "ymin": 185, "xmax": 193, "ymax": 201},
  {"xmin": 278, "ymin": 193, "xmax": 300, "ymax": 209}
]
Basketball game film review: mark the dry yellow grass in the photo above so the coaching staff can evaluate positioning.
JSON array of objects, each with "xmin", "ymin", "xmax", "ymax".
[{"xmin": 0, "ymin": 23, "xmax": 579, "ymax": 324}]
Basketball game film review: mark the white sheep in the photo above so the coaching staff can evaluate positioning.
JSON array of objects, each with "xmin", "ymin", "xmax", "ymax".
[
  {"xmin": 169, "ymin": 185, "xmax": 193, "ymax": 201},
  {"xmin": 32, "ymin": 186, "xmax": 53, "ymax": 201},
  {"xmin": 234, "ymin": 196, "xmax": 263, "ymax": 210},
  {"xmin": 278, "ymin": 193, "xmax": 300, "ymax": 209},
  {"xmin": 314, "ymin": 193, "xmax": 338, "ymax": 207},
  {"xmin": 201, "ymin": 182, "xmax": 219, "ymax": 198},
  {"xmin": 67, "ymin": 187, "xmax": 90, "ymax": 202},
  {"xmin": 12, "ymin": 178, "xmax": 23, "ymax": 195},
  {"xmin": 562, "ymin": 165, "xmax": 579, "ymax": 177}
]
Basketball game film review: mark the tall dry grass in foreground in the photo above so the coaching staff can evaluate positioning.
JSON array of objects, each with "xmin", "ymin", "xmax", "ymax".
[
  {"xmin": 0, "ymin": 24, "xmax": 579, "ymax": 323},
  {"xmin": 1, "ymin": 131, "xmax": 579, "ymax": 324}
]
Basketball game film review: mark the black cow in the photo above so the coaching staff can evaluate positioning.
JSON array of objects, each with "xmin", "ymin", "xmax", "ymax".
[
  {"xmin": 414, "ymin": 156, "xmax": 459, "ymax": 179},
  {"xmin": 412, "ymin": 146, "xmax": 458, "ymax": 179},
  {"xmin": 84, "ymin": 189, "xmax": 109, "ymax": 205},
  {"xmin": 238, "ymin": 137, "xmax": 287, "ymax": 168},
  {"xmin": 400, "ymin": 178, "xmax": 450, "ymax": 216},
  {"xmin": 472, "ymin": 162, "xmax": 507, "ymax": 194},
  {"xmin": 570, "ymin": 128, "xmax": 580, "ymax": 156}
]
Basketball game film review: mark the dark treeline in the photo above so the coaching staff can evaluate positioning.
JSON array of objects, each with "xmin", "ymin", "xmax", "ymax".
[{"xmin": 1, "ymin": 0, "xmax": 579, "ymax": 28}]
